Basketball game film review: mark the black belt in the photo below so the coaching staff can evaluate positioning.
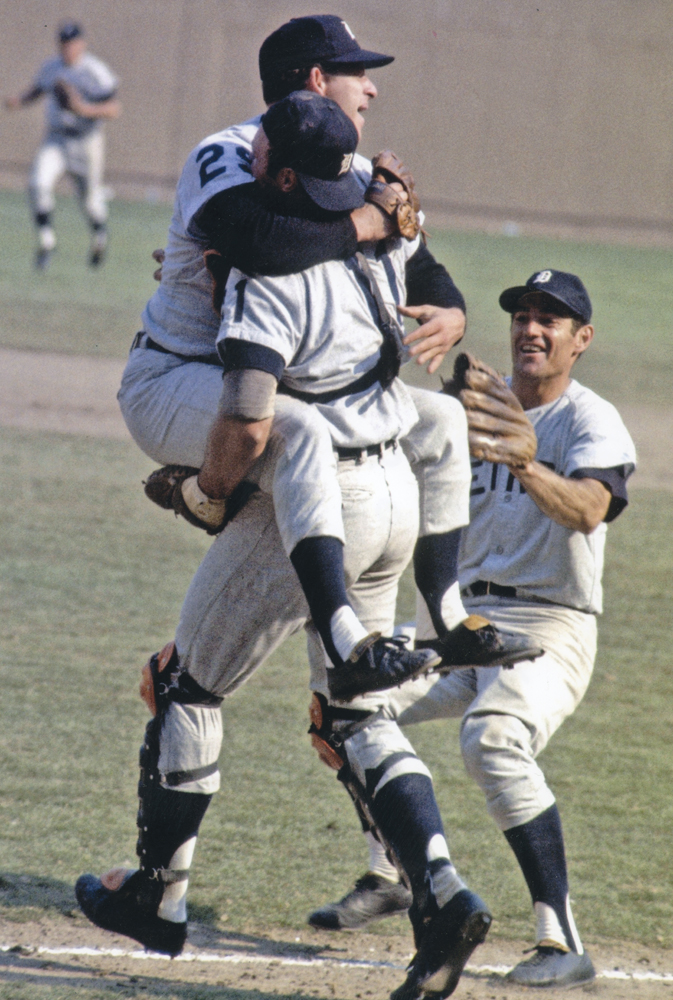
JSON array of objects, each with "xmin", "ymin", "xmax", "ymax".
[
  {"xmin": 461, "ymin": 580, "xmax": 517, "ymax": 599},
  {"xmin": 132, "ymin": 331, "xmax": 222, "ymax": 367},
  {"xmin": 336, "ymin": 438, "xmax": 396, "ymax": 461}
]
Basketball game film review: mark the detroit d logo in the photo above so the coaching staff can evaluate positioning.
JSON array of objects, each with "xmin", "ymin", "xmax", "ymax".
[
  {"xmin": 534, "ymin": 270, "xmax": 552, "ymax": 284},
  {"xmin": 341, "ymin": 20, "xmax": 356, "ymax": 39},
  {"xmin": 339, "ymin": 152, "xmax": 353, "ymax": 175}
]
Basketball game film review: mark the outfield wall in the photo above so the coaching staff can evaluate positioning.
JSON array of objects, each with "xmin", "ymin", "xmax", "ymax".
[{"xmin": 1, "ymin": 0, "xmax": 672, "ymax": 242}]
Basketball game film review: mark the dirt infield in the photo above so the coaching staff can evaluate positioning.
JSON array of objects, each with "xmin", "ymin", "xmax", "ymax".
[
  {"xmin": 0, "ymin": 348, "xmax": 670, "ymax": 492},
  {"xmin": 2, "ymin": 914, "xmax": 673, "ymax": 1000}
]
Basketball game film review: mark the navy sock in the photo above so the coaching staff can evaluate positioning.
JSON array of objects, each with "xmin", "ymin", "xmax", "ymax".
[
  {"xmin": 504, "ymin": 804, "xmax": 577, "ymax": 951},
  {"xmin": 369, "ymin": 771, "xmax": 446, "ymax": 904},
  {"xmin": 290, "ymin": 536, "xmax": 350, "ymax": 667},
  {"xmin": 35, "ymin": 212, "xmax": 51, "ymax": 227},
  {"xmin": 413, "ymin": 529, "xmax": 461, "ymax": 637}
]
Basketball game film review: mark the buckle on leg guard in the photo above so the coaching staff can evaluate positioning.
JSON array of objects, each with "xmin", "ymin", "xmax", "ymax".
[
  {"xmin": 309, "ymin": 693, "xmax": 346, "ymax": 771},
  {"xmin": 140, "ymin": 641, "xmax": 177, "ymax": 716}
]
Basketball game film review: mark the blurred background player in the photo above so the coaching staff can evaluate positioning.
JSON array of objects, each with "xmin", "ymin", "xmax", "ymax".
[{"xmin": 4, "ymin": 21, "xmax": 120, "ymax": 269}]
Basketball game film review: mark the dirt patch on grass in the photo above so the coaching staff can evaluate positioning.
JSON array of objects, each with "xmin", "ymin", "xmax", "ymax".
[
  {"xmin": 1, "ymin": 914, "xmax": 673, "ymax": 999},
  {"xmin": 1, "ymin": 349, "xmax": 669, "ymax": 491}
]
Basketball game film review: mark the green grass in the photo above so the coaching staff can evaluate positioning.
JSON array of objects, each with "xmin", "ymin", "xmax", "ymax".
[
  {"xmin": 1, "ymin": 190, "xmax": 672, "ymax": 953},
  {"xmin": 0, "ymin": 427, "xmax": 671, "ymax": 949},
  {"xmin": 0, "ymin": 189, "xmax": 672, "ymax": 405}
]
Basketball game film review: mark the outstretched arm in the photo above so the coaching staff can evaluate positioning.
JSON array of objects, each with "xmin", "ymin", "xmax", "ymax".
[
  {"xmin": 4, "ymin": 85, "xmax": 43, "ymax": 109},
  {"xmin": 509, "ymin": 463, "xmax": 611, "ymax": 533}
]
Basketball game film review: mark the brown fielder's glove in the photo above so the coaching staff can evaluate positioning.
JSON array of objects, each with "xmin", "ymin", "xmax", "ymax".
[
  {"xmin": 143, "ymin": 464, "xmax": 259, "ymax": 535},
  {"xmin": 443, "ymin": 352, "xmax": 537, "ymax": 468},
  {"xmin": 365, "ymin": 150, "xmax": 421, "ymax": 240}
]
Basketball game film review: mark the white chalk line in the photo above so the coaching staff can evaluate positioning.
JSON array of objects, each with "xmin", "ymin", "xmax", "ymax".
[{"xmin": 2, "ymin": 943, "xmax": 673, "ymax": 982}]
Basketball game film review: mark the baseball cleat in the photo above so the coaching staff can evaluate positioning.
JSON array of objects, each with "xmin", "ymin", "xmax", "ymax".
[
  {"xmin": 308, "ymin": 873, "xmax": 412, "ymax": 930},
  {"xmin": 328, "ymin": 636, "xmax": 441, "ymax": 703},
  {"xmin": 390, "ymin": 889, "xmax": 492, "ymax": 1000},
  {"xmin": 89, "ymin": 232, "xmax": 108, "ymax": 267},
  {"xmin": 35, "ymin": 247, "xmax": 53, "ymax": 271},
  {"xmin": 75, "ymin": 868, "xmax": 186, "ymax": 957},
  {"xmin": 506, "ymin": 946, "xmax": 595, "ymax": 988},
  {"xmin": 416, "ymin": 615, "xmax": 543, "ymax": 671}
]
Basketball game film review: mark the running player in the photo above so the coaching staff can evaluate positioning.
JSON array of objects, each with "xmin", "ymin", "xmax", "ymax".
[{"xmin": 4, "ymin": 21, "xmax": 120, "ymax": 268}]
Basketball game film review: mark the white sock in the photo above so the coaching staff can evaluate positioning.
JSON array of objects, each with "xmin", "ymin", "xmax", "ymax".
[
  {"xmin": 330, "ymin": 605, "xmax": 369, "ymax": 662},
  {"xmin": 430, "ymin": 863, "xmax": 467, "ymax": 909},
  {"xmin": 157, "ymin": 836, "xmax": 196, "ymax": 923},
  {"xmin": 415, "ymin": 584, "xmax": 468, "ymax": 639},
  {"xmin": 426, "ymin": 833, "xmax": 466, "ymax": 908},
  {"xmin": 365, "ymin": 831, "xmax": 399, "ymax": 882},
  {"xmin": 440, "ymin": 582, "xmax": 469, "ymax": 631},
  {"xmin": 534, "ymin": 899, "xmax": 582, "ymax": 953},
  {"xmin": 38, "ymin": 226, "xmax": 56, "ymax": 251}
]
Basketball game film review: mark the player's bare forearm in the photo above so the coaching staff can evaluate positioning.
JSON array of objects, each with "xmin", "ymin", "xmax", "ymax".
[
  {"xmin": 59, "ymin": 82, "xmax": 121, "ymax": 120},
  {"xmin": 198, "ymin": 413, "xmax": 272, "ymax": 500},
  {"xmin": 510, "ymin": 461, "xmax": 611, "ymax": 533},
  {"xmin": 351, "ymin": 202, "xmax": 395, "ymax": 242},
  {"xmin": 399, "ymin": 305, "xmax": 465, "ymax": 374},
  {"xmin": 4, "ymin": 85, "xmax": 42, "ymax": 109}
]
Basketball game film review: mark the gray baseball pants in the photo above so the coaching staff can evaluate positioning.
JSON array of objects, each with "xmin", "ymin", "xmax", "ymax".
[
  {"xmin": 383, "ymin": 599, "xmax": 597, "ymax": 831},
  {"xmin": 117, "ymin": 341, "xmax": 471, "ymax": 554}
]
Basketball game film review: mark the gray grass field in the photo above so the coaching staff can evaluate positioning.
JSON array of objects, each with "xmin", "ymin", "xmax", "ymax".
[{"xmin": 1, "ymin": 192, "xmax": 672, "ymax": 998}]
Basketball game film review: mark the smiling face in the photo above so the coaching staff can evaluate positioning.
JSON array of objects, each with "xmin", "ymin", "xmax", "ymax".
[{"xmin": 509, "ymin": 292, "xmax": 594, "ymax": 406}]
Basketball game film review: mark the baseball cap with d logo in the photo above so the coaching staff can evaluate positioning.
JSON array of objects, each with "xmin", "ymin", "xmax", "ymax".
[
  {"xmin": 499, "ymin": 269, "xmax": 593, "ymax": 323},
  {"xmin": 261, "ymin": 91, "xmax": 364, "ymax": 212},
  {"xmin": 259, "ymin": 14, "xmax": 394, "ymax": 79}
]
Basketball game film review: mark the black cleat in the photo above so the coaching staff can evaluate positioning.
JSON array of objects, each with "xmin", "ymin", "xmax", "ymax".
[
  {"xmin": 89, "ymin": 232, "xmax": 107, "ymax": 267},
  {"xmin": 75, "ymin": 869, "xmax": 186, "ymax": 957},
  {"xmin": 390, "ymin": 889, "xmax": 491, "ymax": 1000},
  {"xmin": 35, "ymin": 248, "xmax": 53, "ymax": 271},
  {"xmin": 416, "ymin": 615, "xmax": 543, "ymax": 671},
  {"xmin": 308, "ymin": 873, "xmax": 412, "ymax": 930},
  {"xmin": 328, "ymin": 635, "xmax": 441, "ymax": 703},
  {"xmin": 506, "ymin": 946, "xmax": 596, "ymax": 988}
]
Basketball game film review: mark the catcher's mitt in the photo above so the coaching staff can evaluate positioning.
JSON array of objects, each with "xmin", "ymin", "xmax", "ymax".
[
  {"xmin": 443, "ymin": 352, "xmax": 537, "ymax": 468},
  {"xmin": 365, "ymin": 150, "xmax": 421, "ymax": 240},
  {"xmin": 143, "ymin": 464, "xmax": 259, "ymax": 535}
]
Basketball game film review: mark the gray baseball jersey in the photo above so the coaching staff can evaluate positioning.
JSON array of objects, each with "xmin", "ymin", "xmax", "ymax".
[
  {"xmin": 218, "ymin": 239, "xmax": 421, "ymax": 449},
  {"xmin": 34, "ymin": 53, "xmax": 117, "ymax": 138},
  {"xmin": 141, "ymin": 115, "xmax": 373, "ymax": 358},
  {"xmin": 460, "ymin": 379, "xmax": 636, "ymax": 613}
]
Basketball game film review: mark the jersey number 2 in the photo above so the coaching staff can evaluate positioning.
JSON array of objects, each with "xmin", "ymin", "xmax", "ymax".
[{"xmin": 197, "ymin": 144, "xmax": 227, "ymax": 188}]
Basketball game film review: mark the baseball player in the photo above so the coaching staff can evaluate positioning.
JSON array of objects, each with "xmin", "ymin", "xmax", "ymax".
[
  {"xmin": 77, "ymin": 97, "xmax": 495, "ymax": 999},
  {"xmin": 4, "ymin": 21, "xmax": 120, "ymax": 269},
  {"xmin": 309, "ymin": 270, "xmax": 636, "ymax": 991},
  {"xmin": 120, "ymin": 15, "xmax": 534, "ymax": 684}
]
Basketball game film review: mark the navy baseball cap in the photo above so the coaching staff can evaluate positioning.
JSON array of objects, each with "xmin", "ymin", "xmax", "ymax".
[
  {"xmin": 499, "ymin": 269, "xmax": 593, "ymax": 324},
  {"xmin": 259, "ymin": 15, "xmax": 394, "ymax": 79},
  {"xmin": 261, "ymin": 91, "xmax": 364, "ymax": 212},
  {"xmin": 58, "ymin": 21, "xmax": 83, "ymax": 43}
]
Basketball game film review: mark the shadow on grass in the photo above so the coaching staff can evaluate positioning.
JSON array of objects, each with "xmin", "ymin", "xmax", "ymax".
[
  {"xmin": 0, "ymin": 872, "xmax": 76, "ymax": 918},
  {"xmin": 0, "ymin": 872, "xmax": 345, "ymax": 962}
]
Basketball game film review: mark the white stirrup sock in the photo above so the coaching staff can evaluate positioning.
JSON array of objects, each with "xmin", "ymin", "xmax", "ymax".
[
  {"xmin": 330, "ymin": 606, "xmax": 369, "ymax": 662},
  {"xmin": 157, "ymin": 836, "xmax": 197, "ymax": 924},
  {"xmin": 365, "ymin": 831, "xmax": 400, "ymax": 882}
]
